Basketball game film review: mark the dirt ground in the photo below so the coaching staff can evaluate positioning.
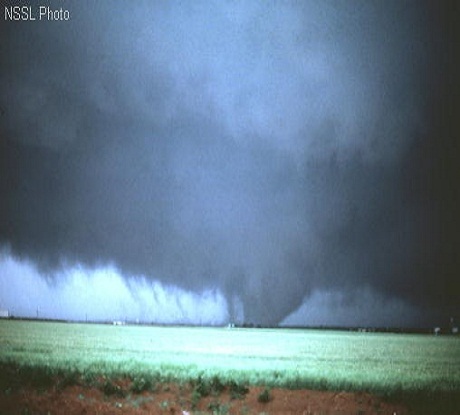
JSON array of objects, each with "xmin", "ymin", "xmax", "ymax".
[{"xmin": 0, "ymin": 379, "xmax": 411, "ymax": 415}]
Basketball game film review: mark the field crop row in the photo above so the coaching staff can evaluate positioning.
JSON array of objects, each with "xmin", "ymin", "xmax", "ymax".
[{"xmin": 1, "ymin": 320, "xmax": 459, "ymax": 395}]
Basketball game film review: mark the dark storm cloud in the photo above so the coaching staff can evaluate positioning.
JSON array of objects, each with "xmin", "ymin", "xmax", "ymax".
[{"xmin": 1, "ymin": 1, "xmax": 458, "ymax": 325}]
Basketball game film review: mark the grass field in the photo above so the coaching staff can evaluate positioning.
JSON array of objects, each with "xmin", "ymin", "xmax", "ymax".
[{"xmin": 1, "ymin": 319, "xmax": 459, "ymax": 397}]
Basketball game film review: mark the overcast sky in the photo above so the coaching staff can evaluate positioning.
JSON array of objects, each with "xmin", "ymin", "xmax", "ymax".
[{"xmin": 0, "ymin": 0, "xmax": 459, "ymax": 327}]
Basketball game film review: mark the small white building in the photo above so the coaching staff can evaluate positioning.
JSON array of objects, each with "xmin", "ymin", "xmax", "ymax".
[
  {"xmin": 450, "ymin": 317, "xmax": 458, "ymax": 334},
  {"xmin": 0, "ymin": 309, "xmax": 9, "ymax": 318}
]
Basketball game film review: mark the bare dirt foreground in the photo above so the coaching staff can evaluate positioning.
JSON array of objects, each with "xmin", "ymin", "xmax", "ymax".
[{"xmin": 0, "ymin": 380, "xmax": 411, "ymax": 415}]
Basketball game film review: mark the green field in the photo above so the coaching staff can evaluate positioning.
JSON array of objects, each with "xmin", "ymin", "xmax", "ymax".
[{"xmin": 1, "ymin": 319, "xmax": 459, "ymax": 395}]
